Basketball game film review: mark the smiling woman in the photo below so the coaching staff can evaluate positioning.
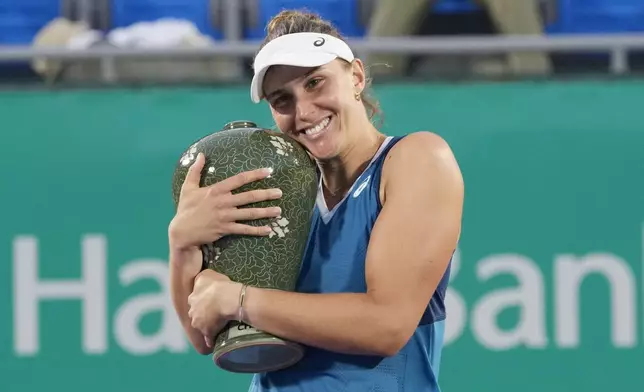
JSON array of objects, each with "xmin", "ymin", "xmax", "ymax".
[
  {"xmin": 255, "ymin": 11, "xmax": 381, "ymax": 124},
  {"xmin": 250, "ymin": 17, "xmax": 382, "ymax": 166},
  {"xmin": 168, "ymin": 8, "xmax": 465, "ymax": 392}
]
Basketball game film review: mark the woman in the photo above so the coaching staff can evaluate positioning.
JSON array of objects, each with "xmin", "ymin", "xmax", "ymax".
[{"xmin": 169, "ymin": 10, "xmax": 464, "ymax": 392}]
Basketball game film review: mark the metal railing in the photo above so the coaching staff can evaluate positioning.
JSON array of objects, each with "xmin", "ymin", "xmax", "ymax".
[
  {"xmin": 3, "ymin": 0, "xmax": 644, "ymax": 82},
  {"xmin": 2, "ymin": 33, "xmax": 643, "ymax": 82}
]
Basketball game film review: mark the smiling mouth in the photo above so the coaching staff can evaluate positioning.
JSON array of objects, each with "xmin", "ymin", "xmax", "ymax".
[{"xmin": 300, "ymin": 116, "xmax": 331, "ymax": 137}]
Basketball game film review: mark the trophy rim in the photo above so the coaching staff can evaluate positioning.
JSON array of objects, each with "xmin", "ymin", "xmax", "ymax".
[{"xmin": 212, "ymin": 338, "xmax": 305, "ymax": 374}]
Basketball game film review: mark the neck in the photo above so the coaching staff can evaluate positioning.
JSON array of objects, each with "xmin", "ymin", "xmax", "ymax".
[{"xmin": 318, "ymin": 123, "xmax": 386, "ymax": 200}]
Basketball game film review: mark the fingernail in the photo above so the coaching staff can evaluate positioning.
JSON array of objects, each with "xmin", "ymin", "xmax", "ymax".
[
  {"xmin": 264, "ymin": 167, "xmax": 274, "ymax": 177},
  {"xmin": 272, "ymin": 189, "xmax": 283, "ymax": 198},
  {"xmin": 272, "ymin": 207, "xmax": 282, "ymax": 215}
]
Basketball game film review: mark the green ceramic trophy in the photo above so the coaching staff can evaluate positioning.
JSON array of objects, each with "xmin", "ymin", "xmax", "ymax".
[{"xmin": 171, "ymin": 121, "xmax": 318, "ymax": 373}]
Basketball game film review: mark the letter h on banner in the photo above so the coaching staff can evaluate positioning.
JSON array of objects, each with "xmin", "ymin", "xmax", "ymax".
[{"xmin": 12, "ymin": 235, "xmax": 107, "ymax": 356}]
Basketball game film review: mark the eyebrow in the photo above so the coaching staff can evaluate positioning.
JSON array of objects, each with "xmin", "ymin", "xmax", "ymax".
[{"xmin": 264, "ymin": 67, "xmax": 320, "ymax": 101}]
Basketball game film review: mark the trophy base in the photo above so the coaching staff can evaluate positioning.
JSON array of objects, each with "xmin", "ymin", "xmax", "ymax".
[{"xmin": 213, "ymin": 321, "xmax": 305, "ymax": 374}]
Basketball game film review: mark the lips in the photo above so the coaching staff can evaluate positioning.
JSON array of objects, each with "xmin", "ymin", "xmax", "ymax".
[{"xmin": 301, "ymin": 116, "xmax": 331, "ymax": 138}]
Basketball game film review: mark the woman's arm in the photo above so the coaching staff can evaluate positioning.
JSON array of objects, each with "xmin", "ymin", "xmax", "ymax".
[
  {"xmin": 169, "ymin": 245, "xmax": 213, "ymax": 355},
  {"xmin": 241, "ymin": 132, "xmax": 464, "ymax": 357}
]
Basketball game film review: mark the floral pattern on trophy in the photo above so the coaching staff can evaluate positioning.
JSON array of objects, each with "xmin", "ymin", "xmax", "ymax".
[{"xmin": 171, "ymin": 121, "xmax": 318, "ymax": 373}]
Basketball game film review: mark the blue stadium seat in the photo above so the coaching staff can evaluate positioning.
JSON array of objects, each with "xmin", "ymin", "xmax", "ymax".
[
  {"xmin": 110, "ymin": 0, "xmax": 223, "ymax": 39},
  {"xmin": 431, "ymin": 0, "xmax": 481, "ymax": 14},
  {"xmin": 246, "ymin": 0, "xmax": 364, "ymax": 40},
  {"xmin": 546, "ymin": 0, "xmax": 644, "ymax": 34},
  {"xmin": 0, "ymin": 0, "xmax": 61, "ymax": 45}
]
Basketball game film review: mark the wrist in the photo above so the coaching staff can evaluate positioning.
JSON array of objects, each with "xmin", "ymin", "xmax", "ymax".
[
  {"xmin": 239, "ymin": 286, "xmax": 262, "ymax": 325},
  {"xmin": 168, "ymin": 218, "xmax": 194, "ymax": 251},
  {"xmin": 225, "ymin": 282, "xmax": 255, "ymax": 322}
]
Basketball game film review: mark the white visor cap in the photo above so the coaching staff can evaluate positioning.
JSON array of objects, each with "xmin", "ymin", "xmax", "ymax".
[{"xmin": 250, "ymin": 32, "xmax": 355, "ymax": 103}]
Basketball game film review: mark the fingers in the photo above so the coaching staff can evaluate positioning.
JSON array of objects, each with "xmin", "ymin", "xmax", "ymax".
[
  {"xmin": 182, "ymin": 152, "xmax": 205, "ymax": 191},
  {"xmin": 227, "ymin": 206, "xmax": 282, "ymax": 222},
  {"xmin": 227, "ymin": 188, "xmax": 283, "ymax": 207},
  {"xmin": 214, "ymin": 167, "xmax": 274, "ymax": 193},
  {"xmin": 226, "ymin": 223, "xmax": 274, "ymax": 237}
]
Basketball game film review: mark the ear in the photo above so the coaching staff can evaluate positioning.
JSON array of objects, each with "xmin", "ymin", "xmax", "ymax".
[{"xmin": 350, "ymin": 59, "xmax": 367, "ymax": 93}]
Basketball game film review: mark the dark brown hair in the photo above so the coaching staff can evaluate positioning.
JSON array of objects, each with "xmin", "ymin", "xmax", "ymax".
[{"xmin": 257, "ymin": 10, "xmax": 382, "ymax": 124}]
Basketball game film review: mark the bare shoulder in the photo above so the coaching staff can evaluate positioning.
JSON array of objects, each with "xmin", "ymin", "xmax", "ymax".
[
  {"xmin": 381, "ymin": 131, "xmax": 463, "ymax": 195},
  {"xmin": 387, "ymin": 131, "xmax": 455, "ymax": 163}
]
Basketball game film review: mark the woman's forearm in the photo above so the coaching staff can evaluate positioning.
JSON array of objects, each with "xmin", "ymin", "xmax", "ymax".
[
  {"xmin": 169, "ymin": 246, "xmax": 212, "ymax": 355},
  {"xmin": 242, "ymin": 287, "xmax": 407, "ymax": 357}
]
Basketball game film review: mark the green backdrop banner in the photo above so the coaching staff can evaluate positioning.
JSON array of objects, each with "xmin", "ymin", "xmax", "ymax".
[{"xmin": 1, "ymin": 80, "xmax": 643, "ymax": 391}]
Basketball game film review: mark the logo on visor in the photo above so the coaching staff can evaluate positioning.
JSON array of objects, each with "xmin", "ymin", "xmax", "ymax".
[{"xmin": 313, "ymin": 37, "xmax": 325, "ymax": 47}]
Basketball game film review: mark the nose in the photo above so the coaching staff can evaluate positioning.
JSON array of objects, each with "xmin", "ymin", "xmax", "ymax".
[{"xmin": 294, "ymin": 96, "xmax": 318, "ymax": 125}]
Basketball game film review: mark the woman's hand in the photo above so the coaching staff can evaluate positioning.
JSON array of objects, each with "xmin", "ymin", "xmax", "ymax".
[
  {"xmin": 188, "ymin": 269, "xmax": 242, "ymax": 347},
  {"xmin": 168, "ymin": 152, "xmax": 283, "ymax": 252}
]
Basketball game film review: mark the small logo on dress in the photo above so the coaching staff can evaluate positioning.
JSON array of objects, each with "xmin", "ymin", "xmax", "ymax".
[
  {"xmin": 313, "ymin": 37, "xmax": 325, "ymax": 47},
  {"xmin": 353, "ymin": 175, "xmax": 370, "ymax": 198}
]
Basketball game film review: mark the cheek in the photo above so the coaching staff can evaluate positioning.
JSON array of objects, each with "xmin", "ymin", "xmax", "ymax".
[
  {"xmin": 330, "ymin": 83, "xmax": 353, "ymax": 108},
  {"xmin": 270, "ymin": 110, "xmax": 293, "ymax": 133},
  {"xmin": 335, "ymin": 93, "xmax": 354, "ymax": 118},
  {"xmin": 320, "ymin": 92, "xmax": 342, "ymax": 114}
]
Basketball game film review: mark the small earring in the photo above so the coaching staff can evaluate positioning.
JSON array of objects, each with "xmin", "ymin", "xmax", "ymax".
[{"xmin": 354, "ymin": 92, "xmax": 361, "ymax": 101}]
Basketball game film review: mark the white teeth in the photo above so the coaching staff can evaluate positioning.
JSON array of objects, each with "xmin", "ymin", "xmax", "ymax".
[{"xmin": 304, "ymin": 117, "xmax": 330, "ymax": 136}]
